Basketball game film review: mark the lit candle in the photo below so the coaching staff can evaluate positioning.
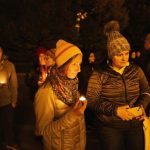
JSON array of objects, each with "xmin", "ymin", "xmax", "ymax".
[
  {"xmin": 0, "ymin": 81, "xmax": 5, "ymax": 84},
  {"xmin": 0, "ymin": 70, "xmax": 7, "ymax": 84},
  {"xmin": 79, "ymin": 96, "xmax": 86, "ymax": 101}
]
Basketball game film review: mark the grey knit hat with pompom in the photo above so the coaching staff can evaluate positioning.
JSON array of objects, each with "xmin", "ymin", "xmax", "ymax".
[{"xmin": 104, "ymin": 20, "xmax": 131, "ymax": 59}]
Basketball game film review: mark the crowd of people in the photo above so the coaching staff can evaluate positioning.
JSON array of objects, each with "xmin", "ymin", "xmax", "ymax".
[{"xmin": 0, "ymin": 20, "xmax": 150, "ymax": 150}]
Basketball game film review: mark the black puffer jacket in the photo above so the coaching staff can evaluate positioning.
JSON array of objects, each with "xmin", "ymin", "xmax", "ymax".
[{"xmin": 86, "ymin": 64, "xmax": 150, "ymax": 128}]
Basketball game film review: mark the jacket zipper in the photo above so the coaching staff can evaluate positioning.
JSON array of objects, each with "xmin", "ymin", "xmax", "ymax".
[{"xmin": 121, "ymin": 75, "xmax": 129, "ymax": 104}]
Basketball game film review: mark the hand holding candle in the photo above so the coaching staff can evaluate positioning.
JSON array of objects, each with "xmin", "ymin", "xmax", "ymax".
[
  {"xmin": 79, "ymin": 96, "xmax": 86, "ymax": 101},
  {"xmin": 73, "ymin": 96, "xmax": 87, "ymax": 116},
  {"xmin": 0, "ymin": 70, "xmax": 7, "ymax": 86}
]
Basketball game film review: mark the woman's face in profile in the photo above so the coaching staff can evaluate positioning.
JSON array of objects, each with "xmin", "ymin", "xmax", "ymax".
[
  {"xmin": 38, "ymin": 53, "xmax": 46, "ymax": 66},
  {"xmin": 89, "ymin": 52, "xmax": 95, "ymax": 63},
  {"xmin": 64, "ymin": 54, "xmax": 82, "ymax": 79}
]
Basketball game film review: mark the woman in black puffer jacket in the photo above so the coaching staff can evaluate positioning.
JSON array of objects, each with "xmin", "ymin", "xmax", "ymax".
[{"xmin": 86, "ymin": 20, "xmax": 150, "ymax": 150}]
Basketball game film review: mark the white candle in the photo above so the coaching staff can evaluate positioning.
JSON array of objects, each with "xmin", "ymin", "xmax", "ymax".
[{"xmin": 79, "ymin": 96, "xmax": 86, "ymax": 101}]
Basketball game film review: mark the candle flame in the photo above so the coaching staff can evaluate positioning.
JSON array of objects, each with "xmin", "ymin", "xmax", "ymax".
[
  {"xmin": 79, "ymin": 96, "xmax": 86, "ymax": 101},
  {"xmin": 0, "ymin": 81, "xmax": 5, "ymax": 84}
]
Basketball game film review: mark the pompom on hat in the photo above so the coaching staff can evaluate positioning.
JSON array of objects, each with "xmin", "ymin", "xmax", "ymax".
[
  {"xmin": 104, "ymin": 20, "xmax": 131, "ymax": 59},
  {"xmin": 55, "ymin": 39, "xmax": 82, "ymax": 67}
]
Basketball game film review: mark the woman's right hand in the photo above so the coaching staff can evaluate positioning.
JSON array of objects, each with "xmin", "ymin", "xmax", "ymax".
[
  {"xmin": 116, "ymin": 105, "xmax": 135, "ymax": 121},
  {"xmin": 73, "ymin": 100, "xmax": 87, "ymax": 116}
]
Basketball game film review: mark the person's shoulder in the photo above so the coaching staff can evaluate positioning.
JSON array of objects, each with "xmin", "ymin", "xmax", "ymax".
[
  {"xmin": 4, "ymin": 59, "xmax": 15, "ymax": 67},
  {"xmin": 39, "ymin": 82, "xmax": 51, "ymax": 89},
  {"xmin": 35, "ymin": 83, "xmax": 56, "ymax": 103},
  {"xmin": 35, "ymin": 83, "xmax": 52, "ymax": 97},
  {"xmin": 90, "ymin": 69, "xmax": 105, "ymax": 80},
  {"xmin": 127, "ymin": 63, "xmax": 144, "ymax": 73},
  {"xmin": 129, "ymin": 63, "xmax": 141, "ymax": 69},
  {"xmin": 92, "ymin": 68, "xmax": 102, "ymax": 74}
]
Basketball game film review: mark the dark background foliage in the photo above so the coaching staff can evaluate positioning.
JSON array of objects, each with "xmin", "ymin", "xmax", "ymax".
[{"xmin": 0, "ymin": 0, "xmax": 150, "ymax": 72}]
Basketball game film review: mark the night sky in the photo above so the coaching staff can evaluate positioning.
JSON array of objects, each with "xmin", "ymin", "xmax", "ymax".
[{"xmin": 0, "ymin": 0, "xmax": 150, "ymax": 72}]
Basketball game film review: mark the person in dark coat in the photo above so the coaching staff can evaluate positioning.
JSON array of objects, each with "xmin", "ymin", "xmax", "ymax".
[
  {"xmin": 86, "ymin": 20, "xmax": 150, "ymax": 150},
  {"xmin": 25, "ymin": 47, "xmax": 47, "ymax": 101}
]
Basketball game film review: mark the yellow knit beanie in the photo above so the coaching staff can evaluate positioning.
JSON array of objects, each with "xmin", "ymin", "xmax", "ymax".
[{"xmin": 55, "ymin": 39, "xmax": 82, "ymax": 67}]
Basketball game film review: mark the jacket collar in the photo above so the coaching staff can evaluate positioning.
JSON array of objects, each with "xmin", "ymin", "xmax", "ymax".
[{"xmin": 109, "ymin": 62, "xmax": 130, "ymax": 75}]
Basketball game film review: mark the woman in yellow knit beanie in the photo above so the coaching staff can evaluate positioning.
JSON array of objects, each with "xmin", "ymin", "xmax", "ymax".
[{"xmin": 34, "ymin": 39, "xmax": 87, "ymax": 150}]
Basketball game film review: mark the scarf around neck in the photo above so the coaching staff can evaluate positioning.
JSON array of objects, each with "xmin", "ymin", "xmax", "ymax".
[{"xmin": 48, "ymin": 66, "xmax": 79, "ymax": 106}]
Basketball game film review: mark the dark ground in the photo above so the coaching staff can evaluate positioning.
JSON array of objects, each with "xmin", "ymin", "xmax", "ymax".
[{"xmin": 15, "ymin": 73, "xmax": 101, "ymax": 150}]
